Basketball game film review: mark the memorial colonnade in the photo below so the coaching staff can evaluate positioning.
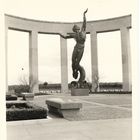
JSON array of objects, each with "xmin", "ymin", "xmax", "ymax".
[{"xmin": 5, "ymin": 14, "xmax": 132, "ymax": 94}]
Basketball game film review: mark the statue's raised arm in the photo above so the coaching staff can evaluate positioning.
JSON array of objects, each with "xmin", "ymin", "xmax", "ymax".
[
  {"xmin": 81, "ymin": 8, "xmax": 88, "ymax": 32},
  {"xmin": 59, "ymin": 33, "xmax": 75, "ymax": 39}
]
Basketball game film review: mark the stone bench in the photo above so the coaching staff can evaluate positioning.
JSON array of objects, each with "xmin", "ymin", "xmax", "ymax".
[
  {"xmin": 46, "ymin": 98, "xmax": 82, "ymax": 118},
  {"xmin": 22, "ymin": 93, "xmax": 34, "ymax": 101}
]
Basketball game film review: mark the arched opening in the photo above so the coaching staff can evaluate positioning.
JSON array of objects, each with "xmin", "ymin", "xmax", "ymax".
[
  {"xmin": 38, "ymin": 34, "xmax": 61, "ymax": 91},
  {"xmin": 8, "ymin": 30, "xmax": 29, "ymax": 86},
  {"xmin": 97, "ymin": 31, "xmax": 122, "ymax": 91}
]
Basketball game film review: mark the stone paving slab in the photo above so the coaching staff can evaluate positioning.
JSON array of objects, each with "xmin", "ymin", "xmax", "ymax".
[
  {"xmin": 120, "ymin": 104, "xmax": 132, "ymax": 108},
  {"xmin": 7, "ymin": 118, "xmax": 131, "ymax": 140}
]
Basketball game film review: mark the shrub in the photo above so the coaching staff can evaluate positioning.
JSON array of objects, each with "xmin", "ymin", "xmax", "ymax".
[
  {"xmin": 14, "ymin": 85, "xmax": 30, "ymax": 97},
  {"xmin": 6, "ymin": 95, "xmax": 17, "ymax": 101},
  {"xmin": 6, "ymin": 102, "xmax": 47, "ymax": 121}
]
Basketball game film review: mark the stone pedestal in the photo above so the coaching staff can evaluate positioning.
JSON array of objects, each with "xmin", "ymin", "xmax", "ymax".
[
  {"xmin": 71, "ymin": 88, "xmax": 89, "ymax": 96},
  {"xmin": 22, "ymin": 93, "xmax": 34, "ymax": 101}
]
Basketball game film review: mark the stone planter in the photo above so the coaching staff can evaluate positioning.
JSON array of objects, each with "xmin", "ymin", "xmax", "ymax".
[
  {"xmin": 22, "ymin": 93, "xmax": 34, "ymax": 101},
  {"xmin": 6, "ymin": 95, "xmax": 17, "ymax": 101},
  {"xmin": 71, "ymin": 88, "xmax": 89, "ymax": 96}
]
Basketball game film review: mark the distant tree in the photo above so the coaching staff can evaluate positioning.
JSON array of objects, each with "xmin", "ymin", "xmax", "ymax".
[
  {"xmin": 18, "ymin": 74, "xmax": 29, "ymax": 85},
  {"xmin": 43, "ymin": 82, "xmax": 48, "ymax": 86},
  {"xmin": 18, "ymin": 74, "xmax": 38, "ymax": 93},
  {"xmin": 17, "ymin": 75, "xmax": 30, "ymax": 94}
]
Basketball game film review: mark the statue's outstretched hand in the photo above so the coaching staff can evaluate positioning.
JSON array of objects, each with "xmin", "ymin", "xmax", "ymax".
[
  {"xmin": 59, "ymin": 33, "xmax": 65, "ymax": 38},
  {"xmin": 59, "ymin": 33, "xmax": 62, "ymax": 36}
]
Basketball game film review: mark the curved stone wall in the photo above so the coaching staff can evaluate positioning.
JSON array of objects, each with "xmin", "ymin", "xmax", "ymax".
[{"xmin": 5, "ymin": 14, "xmax": 131, "ymax": 33}]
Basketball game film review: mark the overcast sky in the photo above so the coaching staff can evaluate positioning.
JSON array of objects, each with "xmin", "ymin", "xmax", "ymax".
[{"xmin": 5, "ymin": 0, "xmax": 135, "ymax": 85}]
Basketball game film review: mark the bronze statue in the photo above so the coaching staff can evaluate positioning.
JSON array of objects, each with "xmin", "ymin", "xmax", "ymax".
[{"xmin": 59, "ymin": 9, "xmax": 88, "ymax": 87}]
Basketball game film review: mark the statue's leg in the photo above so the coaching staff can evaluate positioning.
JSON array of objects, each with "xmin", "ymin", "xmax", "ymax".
[
  {"xmin": 71, "ymin": 46, "xmax": 84, "ymax": 80},
  {"xmin": 76, "ymin": 48, "xmax": 85, "ymax": 83},
  {"xmin": 72, "ymin": 47, "xmax": 78, "ymax": 79},
  {"xmin": 75, "ymin": 48, "xmax": 84, "ymax": 66}
]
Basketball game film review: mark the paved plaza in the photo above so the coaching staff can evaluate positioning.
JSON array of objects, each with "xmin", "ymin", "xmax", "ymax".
[{"xmin": 7, "ymin": 94, "xmax": 132, "ymax": 140}]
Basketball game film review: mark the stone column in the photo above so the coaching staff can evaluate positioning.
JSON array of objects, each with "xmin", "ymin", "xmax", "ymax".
[
  {"xmin": 90, "ymin": 31, "xmax": 99, "ymax": 92},
  {"xmin": 120, "ymin": 27, "xmax": 131, "ymax": 91},
  {"xmin": 29, "ymin": 30, "xmax": 39, "ymax": 93},
  {"xmin": 0, "ymin": 12, "xmax": 6, "ymax": 140},
  {"xmin": 60, "ymin": 36, "xmax": 69, "ymax": 93},
  {"xmin": 5, "ymin": 22, "xmax": 8, "ymax": 94}
]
